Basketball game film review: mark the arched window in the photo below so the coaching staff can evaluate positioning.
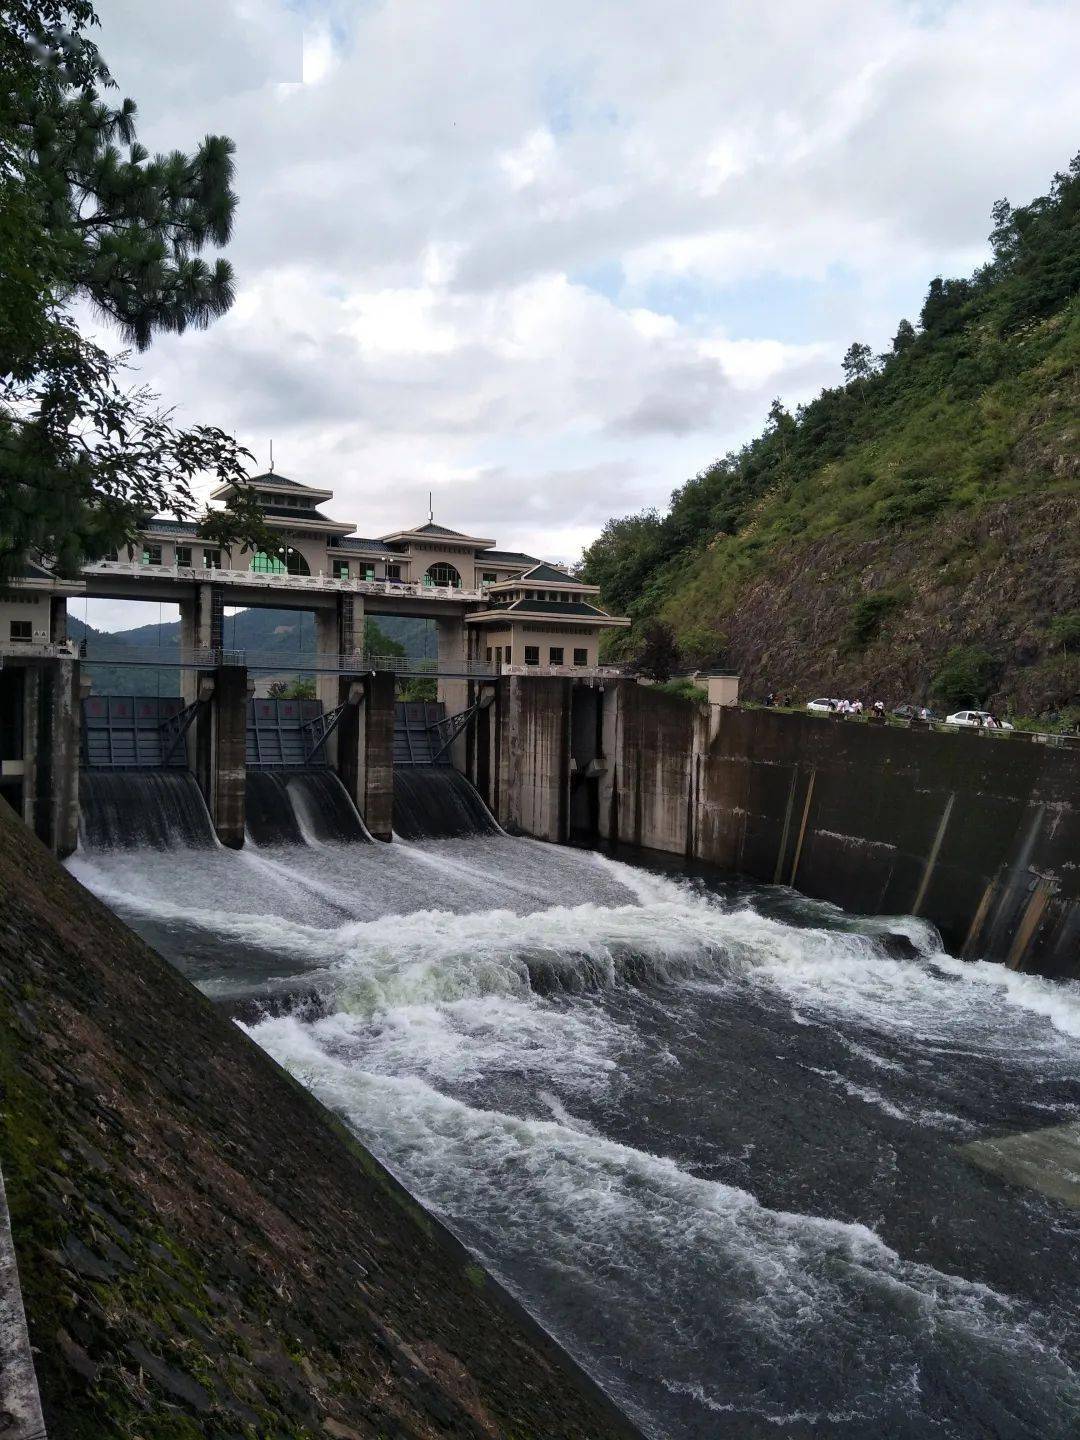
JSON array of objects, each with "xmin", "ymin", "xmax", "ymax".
[
  {"xmin": 426, "ymin": 562, "xmax": 461, "ymax": 588},
  {"xmin": 251, "ymin": 546, "xmax": 310, "ymax": 576}
]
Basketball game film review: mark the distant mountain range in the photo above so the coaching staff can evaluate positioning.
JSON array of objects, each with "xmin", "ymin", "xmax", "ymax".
[{"xmin": 69, "ymin": 609, "xmax": 436, "ymax": 697}]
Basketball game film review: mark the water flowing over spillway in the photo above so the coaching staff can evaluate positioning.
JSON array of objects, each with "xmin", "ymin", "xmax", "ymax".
[
  {"xmin": 68, "ymin": 815, "xmax": 1080, "ymax": 1438},
  {"xmin": 392, "ymin": 766, "xmax": 501, "ymax": 839},
  {"xmin": 245, "ymin": 770, "xmax": 369, "ymax": 846},
  {"xmin": 80, "ymin": 770, "xmax": 217, "ymax": 849}
]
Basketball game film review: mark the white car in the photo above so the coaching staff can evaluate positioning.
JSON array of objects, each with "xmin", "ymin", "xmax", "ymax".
[
  {"xmin": 806, "ymin": 697, "xmax": 838, "ymax": 714},
  {"xmin": 944, "ymin": 710, "xmax": 1014, "ymax": 730}
]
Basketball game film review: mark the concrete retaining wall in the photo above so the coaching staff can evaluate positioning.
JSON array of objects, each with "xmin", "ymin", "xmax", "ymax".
[{"xmin": 489, "ymin": 679, "xmax": 1079, "ymax": 979}]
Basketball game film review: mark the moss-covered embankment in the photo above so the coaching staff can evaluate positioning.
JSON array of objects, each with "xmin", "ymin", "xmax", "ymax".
[{"xmin": 0, "ymin": 799, "xmax": 640, "ymax": 1439}]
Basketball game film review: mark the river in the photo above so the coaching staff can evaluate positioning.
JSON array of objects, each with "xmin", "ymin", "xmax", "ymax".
[{"xmin": 68, "ymin": 808, "xmax": 1080, "ymax": 1439}]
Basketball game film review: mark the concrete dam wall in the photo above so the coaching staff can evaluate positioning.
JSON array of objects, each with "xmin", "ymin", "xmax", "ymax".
[{"xmin": 475, "ymin": 678, "xmax": 1079, "ymax": 979}]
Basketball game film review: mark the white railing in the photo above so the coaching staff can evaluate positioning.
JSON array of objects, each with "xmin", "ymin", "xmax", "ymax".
[
  {"xmin": 502, "ymin": 663, "xmax": 622, "ymax": 679},
  {"xmin": 81, "ymin": 560, "xmax": 485, "ymax": 603}
]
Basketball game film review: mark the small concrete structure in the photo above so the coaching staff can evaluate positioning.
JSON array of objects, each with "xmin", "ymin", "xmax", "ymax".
[{"xmin": 961, "ymin": 1123, "xmax": 1080, "ymax": 1210}]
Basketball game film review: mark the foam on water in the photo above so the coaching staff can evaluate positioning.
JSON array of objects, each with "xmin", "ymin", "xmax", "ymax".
[
  {"xmin": 245, "ymin": 1014, "xmax": 1080, "ymax": 1435},
  {"xmin": 67, "ymin": 830, "xmax": 1080, "ymax": 1438}
]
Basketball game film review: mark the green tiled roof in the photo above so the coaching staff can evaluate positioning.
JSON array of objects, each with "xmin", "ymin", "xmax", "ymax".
[
  {"xmin": 412, "ymin": 522, "xmax": 471, "ymax": 538},
  {"xmin": 480, "ymin": 549, "xmax": 537, "ymax": 565},
  {"xmin": 521, "ymin": 561, "xmax": 579, "ymax": 584}
]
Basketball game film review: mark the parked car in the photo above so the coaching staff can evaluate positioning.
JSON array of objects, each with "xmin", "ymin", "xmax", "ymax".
[
  {"xmin": 944, "ymin": 710, "xmax": 1014, "ymax": 730},
  {"xmin": 806, "ymin": 697, "xmax": 838, "ymax": 714},
  {"xmin": 892, "ymin": 703, "xmax": 936, "ymax": 721}
]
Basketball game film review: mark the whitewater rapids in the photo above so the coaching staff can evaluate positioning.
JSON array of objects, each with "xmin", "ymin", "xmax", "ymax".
[{"xmin": 68, "ymin": 831, "xmax": 1080, "ymax": 1439}]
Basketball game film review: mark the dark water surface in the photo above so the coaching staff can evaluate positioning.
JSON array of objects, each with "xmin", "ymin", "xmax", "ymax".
[{"xmin": 68, "ymin": 821, "xmax": 1080, "ymax": 1439}]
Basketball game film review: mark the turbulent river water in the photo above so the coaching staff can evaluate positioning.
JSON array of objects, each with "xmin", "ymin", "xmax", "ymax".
[{"xmin": 68, "ymin": 798, "xmax": 1080, "ymax": 1439}]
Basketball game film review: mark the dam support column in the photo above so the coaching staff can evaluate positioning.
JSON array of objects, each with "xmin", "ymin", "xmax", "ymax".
[
  {"xmin": 10, "ymin": 656, "xmax": 81, "ymax": 857},
  {"xmin": 314, "ymin": 595, "xmax": 363, "ymax": 764},
  {"xmin": 492, "ymin": 675, "xmax": 572, "ymax": 842},
  {"xmin": 179, "ymin": 583, "xmax": 223, "ymax": 713},
  {"xmin": 436, "ymin": 617, "xmax": 469, "ymax": 771},
  {"xmin": 194, "ymin": 662, "xmax": 247, "ymax": 849},
  {"xmin": 336, "ymin": 670, "xmax": 394, "ymax": 840}
]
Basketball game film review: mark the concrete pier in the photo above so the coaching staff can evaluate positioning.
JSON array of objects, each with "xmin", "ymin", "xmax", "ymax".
[
  {"xmin": 335, "ymin": 670, "xmax": 395, "ymax": 840},
  {"xmin": 193, "ymin": 663, "xmax": 248, "ymax": 848}
]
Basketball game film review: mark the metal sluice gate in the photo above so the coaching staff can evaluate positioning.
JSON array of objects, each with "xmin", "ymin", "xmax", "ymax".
[{"xmin": 81, "ymin": 696, "xmax": 348, "ymax": 771}]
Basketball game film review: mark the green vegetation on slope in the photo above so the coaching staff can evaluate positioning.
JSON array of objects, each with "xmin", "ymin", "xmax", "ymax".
[{"xmin": 582, "ymin": 159, "xmax": 1080, "ymax": 717}]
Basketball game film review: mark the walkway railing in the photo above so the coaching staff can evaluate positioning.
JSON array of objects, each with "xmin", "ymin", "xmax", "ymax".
[
  {"xmin": 81, "ymin": 560, "xmax": 485, "ymax": 603},
  {"xmin": 77, "ymin": 642, "xmax": 497, "ymax": 677}
]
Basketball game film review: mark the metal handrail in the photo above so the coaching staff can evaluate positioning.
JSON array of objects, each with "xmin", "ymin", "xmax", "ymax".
[{"xmin": 81, "ymin": 560, "xmax": 486, "ymax": 602}]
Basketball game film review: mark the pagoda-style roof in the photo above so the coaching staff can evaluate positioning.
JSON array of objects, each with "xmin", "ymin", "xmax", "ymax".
[
  {"xmin": 209, "ymin": 471, "xmax": 335, "ymax": 503},
  {"xmin": 380, "ymin": 521, "xmax": 496, "ymax": 549},
  {"xmin": 519, "ymin": 561, "xmax": 588, "ymax": 586},
  {"xmin": 478, "ymin": 549, "xmax": 537, "ymax": 566},
  {"xmin": 486, "ymin": 562, "xmax": 600, "ymax": 597}
]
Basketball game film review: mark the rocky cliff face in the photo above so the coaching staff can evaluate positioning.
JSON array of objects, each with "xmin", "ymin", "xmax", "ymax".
[
  {"xmin": 0, "ymin": 798, "xmax": 638, "ymax": 1440},
  {"xmin": 707, "ymin": 491, "xmax": 1080, "ymax": 711}
]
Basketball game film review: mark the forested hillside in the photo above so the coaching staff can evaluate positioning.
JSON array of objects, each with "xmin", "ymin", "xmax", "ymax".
[{"xmin": 582, "ymin": 159, "xmax": 1080, "ymax": 719}]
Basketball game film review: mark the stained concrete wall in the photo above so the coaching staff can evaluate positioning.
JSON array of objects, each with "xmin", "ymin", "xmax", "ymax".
[
  {"xmin": 595, "ymin": 685, "xmax": 1080, "ymax": 979},
  {"xmin": 488, "ymin": 678, "xmax": 1078, "ymax": 979},
  {"xmin": 481, "ymin": 676, "xmax": 573, "ymax": 842}
]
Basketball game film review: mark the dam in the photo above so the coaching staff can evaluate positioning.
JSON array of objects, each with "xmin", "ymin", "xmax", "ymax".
[
  {"xmin": 62, "ymin": 746, "xmax": 1080, "ymax": 1439},
  {"xmin": 2, "ymin": 581, "xmax": 1079, "ymax": 1433}
]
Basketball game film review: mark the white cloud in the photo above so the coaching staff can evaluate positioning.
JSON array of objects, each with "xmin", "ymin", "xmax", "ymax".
[{"xmin": 86, "ymin": 0, "xmax": 1080, "ymax": 572}]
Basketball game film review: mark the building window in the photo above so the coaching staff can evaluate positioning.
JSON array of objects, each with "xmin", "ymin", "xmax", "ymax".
[
  {"xmin": 363, "ymin": 565, "xmax": 375, "ymax": 582},
  {"xmin": 9, "ymin": 620, "xmax": 31, "ymax": 644},
  {"xmin": 524, "ymin": 645, "xmax": 539, "ymax": 665},
  {"xmin": 426, "ymin": 562, "xmax": 461, "ymax": 588},
  {"xmin": 175, "ymin": 545, "xmax": 192, "ymax": 567},
  {"xmin": 482, "ymin": 571, "xmax": 497, "ymax": 585},
  {"xmin": 333, "ymin": 560, "xmax": 350, "ymax": 579},
  {"xmin": 549, "ymin": 646, "xmax": 564, "ymax": 665},
  {"xmin": 250, "ymin": 546, "xmax": 309, "ymax": 575},
  {"xmin": 203, "ymin": 548, "xmax": 222, "ymax": 569},
  {"xmin": 574, "ymin": 648, "xmax": 588, "ymax": 666},
  {"xmin": 142, "ymin": 544, "xmax": 162, "ymax": 566},
  {"xmin": 505, "ymin": 647, "xmax": 511, "ymax": 664},
  {"xmin": 386, "ymin": 564, "xmax": 402, "ymax": 581},
  {"xmin": 485, "ymin": 647, "xmax": 492, "ymax": 663}
]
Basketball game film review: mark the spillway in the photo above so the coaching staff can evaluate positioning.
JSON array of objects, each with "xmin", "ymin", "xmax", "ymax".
[
  {"xmin": 79, "ymin": 770, "xmax": 216, "ymax": 849},
  {"xmin": 245, "ymin": 770, "xmax": 369, "ymax": 847},
  {"xmin": 66, "ymin": 822, "xmax": 1080, "ymax": 1439},
  {"xmin": 392, "ymin": 766, "xmax": 500, "ymax": 839}
]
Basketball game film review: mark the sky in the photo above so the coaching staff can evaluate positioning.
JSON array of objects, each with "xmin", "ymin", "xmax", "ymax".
[{"xmin": 82, "ymin": 0, "xmax": 1080, "ymax": 630}]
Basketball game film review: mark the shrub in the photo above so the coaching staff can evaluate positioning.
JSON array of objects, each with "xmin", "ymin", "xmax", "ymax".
[
  {"xmin": 928, "ymin": 646, "xmax": 1002, "ymax": 710},
  {"xmin": 843, "ymin": 588, "xmax": 907, "ymax": 651},
  {"xmin": 1047, "ymin": 612, "xmax": 1080, "ymax": 650}
]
